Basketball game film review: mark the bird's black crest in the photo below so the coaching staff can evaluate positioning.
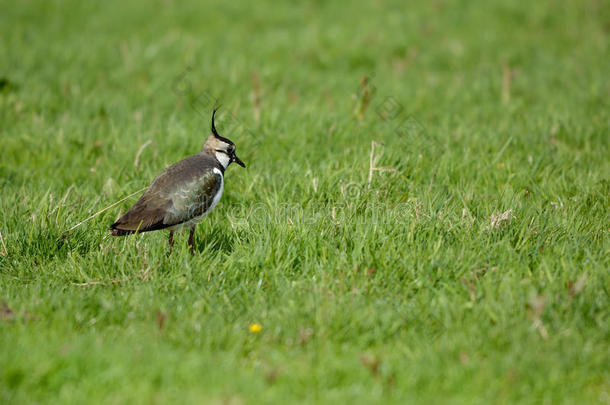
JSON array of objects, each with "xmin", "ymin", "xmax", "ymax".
[{"xmin": 211, "ymin": 104, "xmax": 234, "ymax": 145}]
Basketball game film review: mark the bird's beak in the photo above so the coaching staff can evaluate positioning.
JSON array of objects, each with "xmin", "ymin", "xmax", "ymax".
[{"xmin": 232, "ymin": 154, "xmax": 246, "ymax": 168}]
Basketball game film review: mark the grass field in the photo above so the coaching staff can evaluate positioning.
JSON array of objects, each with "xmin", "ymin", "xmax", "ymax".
[{"xmin": 1, "ymin": 0, "xmax": 609, "ymax": 403}]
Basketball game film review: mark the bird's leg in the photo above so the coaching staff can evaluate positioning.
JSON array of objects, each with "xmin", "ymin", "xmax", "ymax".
[
  {"xmin": 188, "ymin": 228, "xmax": 195, "ymax": 255},
  {"xmin": 168, "ymin": 231, "xmax": 174, "ymax": 255}
]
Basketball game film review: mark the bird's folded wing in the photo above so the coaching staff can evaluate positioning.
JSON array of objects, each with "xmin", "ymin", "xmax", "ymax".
[
  {"xmin": 109, "ymin": 190, "xmax": 174, "ymax": 234},
  {"xmin": 165, "ymin": 169, "xmax": 222, "ymax": 224},
  {"xmin": 111, "ymin": 169, "xmax": 222, "ymax": 234}
]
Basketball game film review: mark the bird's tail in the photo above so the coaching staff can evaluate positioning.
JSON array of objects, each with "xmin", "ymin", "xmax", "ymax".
[{"xmin": 109, "ymin": 224, "xmax": 135, "ymax": 236}]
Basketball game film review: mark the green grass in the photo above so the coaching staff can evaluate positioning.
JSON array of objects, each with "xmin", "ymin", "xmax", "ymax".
[{"xmin": 1, "ymin": 0, "xmax": 609, "ymax": 403}]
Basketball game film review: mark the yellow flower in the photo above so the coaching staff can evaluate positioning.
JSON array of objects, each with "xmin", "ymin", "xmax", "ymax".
[{"xmin": 249, "ymin": 323, "xmax": 262, "ymax": 333}]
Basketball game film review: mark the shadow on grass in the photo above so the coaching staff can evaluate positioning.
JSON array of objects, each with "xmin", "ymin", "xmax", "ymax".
[{"xmin": 193, "ymin": 225, "xmax": 235, "ymax": 255}]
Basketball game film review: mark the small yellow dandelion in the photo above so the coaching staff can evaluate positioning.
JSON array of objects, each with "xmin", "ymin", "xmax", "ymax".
[{"xmin": 249, "ymin": 323, "xmax": 262, "ymax": 333}]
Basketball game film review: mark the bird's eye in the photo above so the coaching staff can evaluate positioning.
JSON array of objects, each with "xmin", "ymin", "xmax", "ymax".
[{"xmin": 228, "ymin": 145, "xmax": 235, "ymax": 154}]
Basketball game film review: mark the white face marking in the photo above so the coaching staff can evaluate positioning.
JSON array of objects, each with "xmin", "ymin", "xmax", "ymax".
[{"xmin": 215, "ymin": 151, "xmax": 230, "ymax": 168}]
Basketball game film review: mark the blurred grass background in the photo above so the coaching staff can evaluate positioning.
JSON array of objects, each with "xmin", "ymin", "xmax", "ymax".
[{"xmin": 1, "ymin": 0, "xmax": 609, "ymax": 403}]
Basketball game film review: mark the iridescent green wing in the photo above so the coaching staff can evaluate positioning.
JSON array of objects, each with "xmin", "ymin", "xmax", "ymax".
[{"xmin": 165, "ymin": 169, "xmax": 222, "ymax": 224}]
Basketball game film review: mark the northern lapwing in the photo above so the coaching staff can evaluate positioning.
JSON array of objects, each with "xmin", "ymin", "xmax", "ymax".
[{"xmin": 109, "ymin": 107, "xmax": 245, "ymax": 254}]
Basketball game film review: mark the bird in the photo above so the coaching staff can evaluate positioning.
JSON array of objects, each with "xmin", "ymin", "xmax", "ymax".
[{"xmin": 109, "ymin": 107, "xmax": 245, "ymax": 254}]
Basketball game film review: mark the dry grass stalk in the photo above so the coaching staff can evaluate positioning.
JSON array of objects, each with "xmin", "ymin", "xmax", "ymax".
[
  {"xmin": 0, "ymin": 230, "xmax": 7, "ymax": 256},
  {"xmin": 355, "ymin": 75, "xmax": 375, "ymax": 120},
  {"xmin": 134, "ymin": 140, "xmax": 153, "ymax": 167},
  {"xmin": 486, "ymin": 209, "xmax": 513, "ymax": 230},
  {"xmin": 368, "ymin": 141, "xmax": 397, "ymax": 188},
  {"xmin": 64, "ymin": 187, "xmax": 147, "ymax": 233}
]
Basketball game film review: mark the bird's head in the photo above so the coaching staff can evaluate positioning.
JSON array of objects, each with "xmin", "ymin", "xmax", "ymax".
[{"xmin": 202, "ymin": 106, "xmax": 246, "ymax": 169}]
